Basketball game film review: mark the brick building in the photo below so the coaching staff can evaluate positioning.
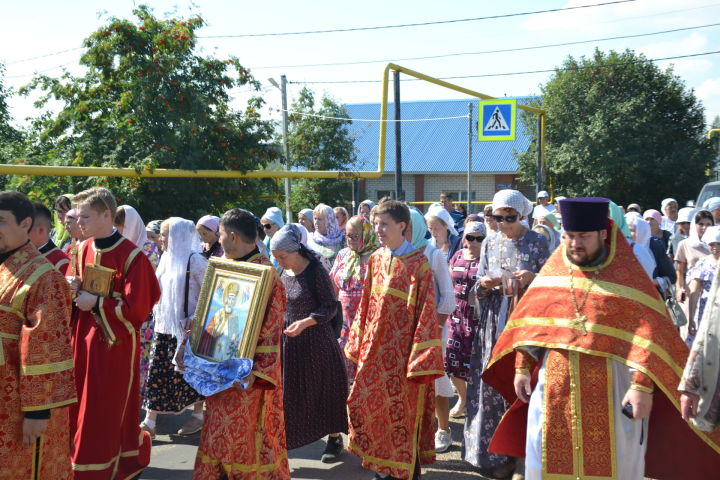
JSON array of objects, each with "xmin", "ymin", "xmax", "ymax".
[{"xmin": 344, "ymin": 97, "xmax": 537, "ymax": 212}]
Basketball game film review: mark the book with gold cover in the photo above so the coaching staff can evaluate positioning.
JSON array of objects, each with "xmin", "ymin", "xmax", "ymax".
[{"xmin": 82, "ymin": 264, "xmax": 117, "ymax": 298}]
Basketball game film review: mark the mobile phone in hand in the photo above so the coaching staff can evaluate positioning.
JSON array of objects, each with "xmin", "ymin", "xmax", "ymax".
[{"xmin": 621, "ymin": 403, "xmax": 634, "ymax": 420}]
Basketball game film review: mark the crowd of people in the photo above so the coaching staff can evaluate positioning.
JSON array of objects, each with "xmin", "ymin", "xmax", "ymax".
[{"xmin": 1, "ymin": 185, "xmax": 720, "ymax": 480}]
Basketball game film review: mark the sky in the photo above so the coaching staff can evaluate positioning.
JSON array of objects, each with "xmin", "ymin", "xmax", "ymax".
[{"xmin": 2, "ymin": 0, "xmax": 720, "ymax": 128}]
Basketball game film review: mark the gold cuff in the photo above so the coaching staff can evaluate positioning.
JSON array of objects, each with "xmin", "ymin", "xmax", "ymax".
[
  {"xmin": 515, "ymin": 368, "xmax": 530, "ymax": 375},
  {"xmin": 630, "ymin": 383, "xmax": 654, "ymax": 394}
]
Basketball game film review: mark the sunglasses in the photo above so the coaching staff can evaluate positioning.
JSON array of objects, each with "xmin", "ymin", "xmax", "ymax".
[
  {"xmin": 491, "ymin": 214, "xmax": 519, "ymax": 223},
  {"xmin": 262, "ymin": 223, "xmax": 273, "ymax": 230},
  {"xmin": 465, "ymin": 234, "xmax": 485, "ymax": 242}
]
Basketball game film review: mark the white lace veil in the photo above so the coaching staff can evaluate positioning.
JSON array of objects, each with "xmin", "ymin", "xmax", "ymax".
[
  {"xmin": 119, "ymin": 205, "xmax": 148, "ymax": 247},
  {"xmin": 154, "ymin": 217, "xmax": 203, "ymax": 343}
]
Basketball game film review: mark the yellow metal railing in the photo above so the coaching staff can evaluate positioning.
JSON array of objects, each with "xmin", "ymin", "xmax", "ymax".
[{"xmin": 0, "ymin": 63, "xmax": 546, "ymax": 181}]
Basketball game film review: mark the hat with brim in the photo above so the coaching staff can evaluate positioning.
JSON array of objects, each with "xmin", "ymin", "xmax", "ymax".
[{"xmin": 558, "ymin": 197, "xmax": 610, "ymax": 232}]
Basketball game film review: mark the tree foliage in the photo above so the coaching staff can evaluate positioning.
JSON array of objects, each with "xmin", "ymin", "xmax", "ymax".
[
  {"xmin": 515, "ymin": 49, "xmax": 713, "ymax": 207},
  {"xmin": 10, "ymin": 5, "xmax": 278, "ymax": 219},
  {"xmin": 287, "ymin": 87, "xmax": 356, "ymax": 212},
  {"xmin": 0, "ymin": 64, "xmax": 23, "ymax": 190}
]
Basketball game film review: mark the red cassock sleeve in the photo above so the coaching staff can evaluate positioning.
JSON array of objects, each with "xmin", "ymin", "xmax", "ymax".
[
  {"xmin": 251, "ymin": 274, "xmax": 286, "ymax": 389},
  {"xmin": 406, "ymin": 261, "xmax": 443, "ymax": 384},
  {"xmin": 19, "ymin": 268, "xmax": 77, "ymax": 411},
  {"xmin": 97, "ymin": 251, "xmax": 161, "ymax": 340}
]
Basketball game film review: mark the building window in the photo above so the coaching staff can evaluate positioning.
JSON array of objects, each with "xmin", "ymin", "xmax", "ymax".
[{"xmin": 446, "ymin": 191, "xmax": 476, "ymax": 202}]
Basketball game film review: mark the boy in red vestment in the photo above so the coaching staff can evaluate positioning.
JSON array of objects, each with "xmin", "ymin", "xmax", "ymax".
[
  {"xmin": 187, "ymin": 208, "xmax": 289, "ymax": 479},
  {"xmin": 0, "ymin": 191, "xmax": 76, "ymax": 480},
  {"xmin": 69, "ymin": 187, "xmax": 161, "ymax": 480},
  {"xmin": 345, "ymin": 201, "xmax": 444, "ymax": 480},
  {"xmin": 29, "ymin": 202, "xmax": 70, "ymax": 275}
]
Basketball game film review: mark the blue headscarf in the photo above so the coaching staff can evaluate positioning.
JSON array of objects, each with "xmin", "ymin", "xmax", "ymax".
[{"xmin": 410, "ymin": 209, "xmax": 429, "ymax": 250}]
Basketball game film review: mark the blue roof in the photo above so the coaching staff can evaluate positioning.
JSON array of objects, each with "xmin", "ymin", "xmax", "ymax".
[{"xmin": 343, "ymin": 97, "xmax": 537, "ymax": 174}]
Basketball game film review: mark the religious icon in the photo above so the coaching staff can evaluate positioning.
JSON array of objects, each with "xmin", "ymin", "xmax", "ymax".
[{"xmin": 191, "ymin": 257, "xmax": 274, "ymax": 362}]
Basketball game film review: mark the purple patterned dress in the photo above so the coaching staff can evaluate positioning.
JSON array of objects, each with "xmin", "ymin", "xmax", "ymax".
[
  {"xmin": 446, "ymin": 249, "xmax": 481, "ymax": 381},
  {"xmin": 686, "ymin": 257, "xmax": 718, "ymax": 347}
]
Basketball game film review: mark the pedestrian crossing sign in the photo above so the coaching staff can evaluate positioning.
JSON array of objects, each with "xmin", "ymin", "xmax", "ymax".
[{"xmin": 478, "ymin": 99, "xmax": 516, "ymax": 141}]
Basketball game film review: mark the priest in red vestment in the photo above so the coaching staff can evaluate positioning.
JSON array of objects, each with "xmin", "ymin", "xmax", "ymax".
[
  {"xmin": 29, "ymin": 202, "xmax": 70, "ymax": 275},
  {"xmin": 0, "ymin": 191, "xmax": 76, "ymax": 480},
  {"xmin": 69, "ymin": 187, "xmax": 161, "ymax": 480},
  {"xmin": 345, "ymin": 201, "xmax": 444, "ymax": 480},
  {"xmin": 482, "ymin": 197, "xmax": 720, "ymax": 480},
  {"xmin": 190, "ymin": 208, "xmax": 289, "ymax": 479}
]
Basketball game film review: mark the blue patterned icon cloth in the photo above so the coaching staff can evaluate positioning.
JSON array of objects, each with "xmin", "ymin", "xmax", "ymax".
[{"xmin": 182, "ymin": 341, "xmax": 253, "ymax": 396}]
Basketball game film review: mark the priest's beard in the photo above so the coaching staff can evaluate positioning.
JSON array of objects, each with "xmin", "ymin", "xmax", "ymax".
[{"xmin": 566, "ymin": 234, "xmax": 607, "ymax": 267}]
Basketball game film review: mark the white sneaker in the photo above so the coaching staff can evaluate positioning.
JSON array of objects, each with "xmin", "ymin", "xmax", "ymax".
[{"xmin": 434, "ymin": 429, "xmax": 451, "ymax": 453}]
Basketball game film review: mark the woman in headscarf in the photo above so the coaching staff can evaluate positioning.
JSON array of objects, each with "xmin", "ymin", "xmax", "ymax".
[
  {"xmin": 685, "ymin": 226, "xmax": 720, "ymax": 347},
  {"xmin": 408, "ymin": 208, "xmax": 457, "ymax": 453},
  {"xmin": 334, "ymin": 206, "xmax": 349, "ymax": 232},
  {"xmin": 114, "ymin": 205, "xmax": 160, "ymax": 268},
  {"xmin": 329, "ymin": 216, "xmax": 379, "ymax": 381},
  {"xmin": 679, "ymin": 254, "xmax": 720, "ymax": 432},
  {"xmin": 309, "ymin": 203, "xmax": 345, "ymax": 269},
  {"xmin": 357, "ymin": 199, "xmax": 375, "ymax": 220},
  {"xmin": 297, "ymin": 208, "xmax": 315, "ymax": 233},
  {"xmin": 261, "ymin": 207, "xmax": 285, "ymax": 270},
  {"xmin": 447, "ymin": 221, "xmax": 486, "ymax": 421},
  {"xmin": 463, "ymin": 189, "xmax": 550, "ymax": 478},
  {"xmin": 675, "ymin": 210, "xmax": 714, "ymax": 301},
  {"xmin": 644, "ymin": 208, "xmax": 672, "ymax": 250},
  {"xmin": 140, "ymin": 218, "xmax": 208, "ymax": 439},
  {"xmin": 114, "ymin": 205, "xmax": 161, "ymax": 393},
  {"xmin": 270, "ymin": 225, "xmax": 349, "ymax": 462},
  {"xmin": 53, "ymin": 193, "xmax": 74, "ymax": 250},
  {"xmin": 146, "ymin": 220, "xmax": 163, "ymax": 252},
  {"xmin": 625, "ymin": 212, "xmax": 658, "ymax": 280},
  {"xmin": 196, "ymin": 215, "xmax": 224, "ymax": 259},
  {"xmin": 425, "ymin": 203, "xmax": 463, "ymax": 261}
]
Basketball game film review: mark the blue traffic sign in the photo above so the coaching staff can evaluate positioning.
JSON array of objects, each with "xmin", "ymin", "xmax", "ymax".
[{"xmin": 478, "ymin": 99, "xmax": 517, "ymax": 141}]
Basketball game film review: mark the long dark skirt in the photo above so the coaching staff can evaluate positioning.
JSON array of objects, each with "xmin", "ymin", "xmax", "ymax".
[
  {"xmin": 143, "ymin": 332, "xmax": 203, "ymax": 413},
  {"xmin": 282, "ymin": 321, "xmax": 349, "ymax": 450},
  {"xmin": 462, "ymin": 291, "xmax": 512, "ymax": 470}
]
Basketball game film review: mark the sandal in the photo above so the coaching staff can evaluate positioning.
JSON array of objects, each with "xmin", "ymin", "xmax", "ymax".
[{"xmin": 449, "ymin": 403, "xmax": 466, "ymax": 418}]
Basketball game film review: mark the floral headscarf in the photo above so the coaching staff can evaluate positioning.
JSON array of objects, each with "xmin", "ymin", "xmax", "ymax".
[
  {"xmin": 341, "ymin": 216, "xmax": 379, "ymax": 282},
  {"xmin": 312, "ymin": 203, "xmax": 345, "ymax": 247}
]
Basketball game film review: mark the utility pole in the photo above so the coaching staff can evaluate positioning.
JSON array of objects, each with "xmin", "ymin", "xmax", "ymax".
[
  {"xmin": 280, "ymin": 75, "xmax": 292, "ymax": 223},
  {"xmin": 393, "ymin": 71, "xmax": 403, "ymax": 201},
  {"xmin": 467, "ymin": 102, "xmax": 473, "ymax": 214},
  {"xmin": 269, "ymin": 75, "xmax": 292, "ymax": 224}
]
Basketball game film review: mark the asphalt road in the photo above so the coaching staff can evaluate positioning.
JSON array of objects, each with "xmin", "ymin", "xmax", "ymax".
[{"xmin": 141, "ymin": 407, "xmax": 490, "ymax": 480}]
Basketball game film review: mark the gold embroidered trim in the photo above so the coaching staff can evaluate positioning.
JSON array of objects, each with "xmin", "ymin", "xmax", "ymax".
[
  {"xmin": 72, "ymin": 454, "xmax": 119, "ymax": 471},
  {"xmin": 407, "ymin": 370, "xmax": 444, "ymax": 378},
  {"xmin": 528, "ymin": 276, "xmax": 666, "ymax": 316},
  {"xmin": 21, "ymin": 358, "xmax": 73, "ymax": 376},
  {"xmin": 23, "ymin": 398, "xmax": 77, "ymax": 411},
  {"xmin": 97, "ymin": 297, "xmax": 117, "ymax": 344},
  {"xmin": 252, "ymin": 371, "xmax": 277, "ymax": 386},
  {"xmin": 411, "ymin": 339, "xmax": 441, "ymax": 352},
  {"xmin": 255, "ymin": 345, "xmax": 280, "ymax": 353},
  {"xmin": 196, "ymin": 450, "xmax": 287, "ymax": 473},
  {"xmin": 123, "ymin": 248, "xmax": 142, "ymax": 277},
  {"xmin": 501, "ymin": 317, "xmax": 683, "ymax": 376},
  {"xmin": 0, "ymin": 305, "xmax": 23, "ymax": 319},
  {"xmin": 630, "ymin": 383, "xmax": 654, "ymax": 394},
  {"xmin": 371, "ymin": 285, "xmax": 414, "ymax": 305}
]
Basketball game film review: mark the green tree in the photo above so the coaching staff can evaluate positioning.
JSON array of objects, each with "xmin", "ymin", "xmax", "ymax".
[
  {"xmin": 11, "ymin": 5, "xmax": 278, "ymax": 219},
  {"xmin": 0, "ymin": 64, "xmax": 23, "ymax": 190},
  {"xmin": 287, "ymin": 87, "xmax": 356, "ymax": 212},
  {"xmin": 515, "ymin": 49, "xmax": 713, "ymax": 207}
]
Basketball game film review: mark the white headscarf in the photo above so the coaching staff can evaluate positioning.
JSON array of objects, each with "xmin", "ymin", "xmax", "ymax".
[
  {"xmin": 154, "ymin": 218, "xmax": 205, "ymax": 344},
  {"xmin": 689, "ymin": 210, "xmax": 715, "ymax": 248},
  {"xmin": 492, "ymin": 189, "xmax": 533, "ymax": 218},
  {"xmin": 425, "ymin": 204, "xmax": 459, "ymax": 236},
  {"xmin": 625, "ymin": 212, "xmax": 651, "ymax": 248},
  {"xmin": 119, "ymin": 205, "xmax": 148, "ymax": 248}
]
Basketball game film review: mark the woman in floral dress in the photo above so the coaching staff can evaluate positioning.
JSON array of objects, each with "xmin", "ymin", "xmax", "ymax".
[
  {"xmin": 447, "ymin": 221, "xmax": 486, "ymax": 418},
  {"xmin": 330, "ymin": 216, "xmax": 379, "ymax": 381},
  {"xmin": 462, "ymin": 190, "xmax": 549, "ymax": 478},
  {"xmin": 686, "ymin": 226, "xmax": 720, "ymax": 346}
]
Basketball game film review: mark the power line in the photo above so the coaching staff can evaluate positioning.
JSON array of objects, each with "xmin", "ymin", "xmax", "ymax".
[
  {"xmin": 5, "ymin": 47, "xmax": 83, "ymax": 65},
  {"xmin": 5, "ymin": 61, "xmax": 79, "ymax": 79},
  {"xmin": 268, "ymin": 107, "xmax": 468, "ymax": 123},
  {"xmin": 199, "ymin": 0, "xmax": 637, "ymax": 39},
  {"xmin": 288, "ymin": 50, "xmax": 720, "ymax": 85},
  {"xmin": 252, "ymin": 22, "xmax": 720, "ymax": 70}
]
